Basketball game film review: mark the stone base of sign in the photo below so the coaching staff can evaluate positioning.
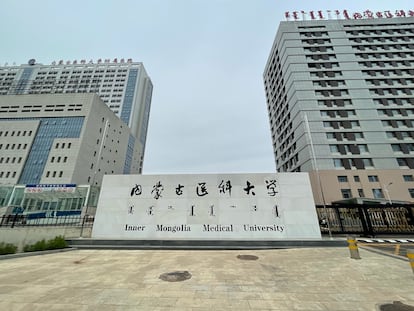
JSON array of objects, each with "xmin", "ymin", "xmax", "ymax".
[{"xmin": 66, "ymin": 238, "xmax": 346, "ymax": 249}]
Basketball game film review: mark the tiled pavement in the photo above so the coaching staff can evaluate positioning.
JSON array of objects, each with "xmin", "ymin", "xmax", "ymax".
[{"xmin": 0, "ymin": 247, "xmax": 413, "ymax": 310}]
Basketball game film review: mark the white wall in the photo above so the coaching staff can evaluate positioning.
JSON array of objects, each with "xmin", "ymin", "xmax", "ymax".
[{"xmin": 92, "ymin": 173, "xmax": 321, "ymax": 240}]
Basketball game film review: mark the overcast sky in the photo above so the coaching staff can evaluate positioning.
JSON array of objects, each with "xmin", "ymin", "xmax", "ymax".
[{"xmin": 1, "ymin": 0, "xmax": 411, "ymax": 174}]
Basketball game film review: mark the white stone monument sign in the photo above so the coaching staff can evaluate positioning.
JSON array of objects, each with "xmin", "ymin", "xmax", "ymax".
[{"xmin": 92, "ymin": 173, "xmax": 321, "ymax": 239}]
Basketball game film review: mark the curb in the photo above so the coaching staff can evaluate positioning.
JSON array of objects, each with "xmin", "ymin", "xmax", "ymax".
[
  {"xmin": 66, "ymin": 238, "xmax": 348, "ymax": 250},
  {"xmin": 0, "ymin": 247, "xmax": 77, "ymax": 261}
]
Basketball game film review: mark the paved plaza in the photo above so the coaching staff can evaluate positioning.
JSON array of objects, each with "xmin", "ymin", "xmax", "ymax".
[{"xmin": 0, "ymin": 247, "xmax": 413, "ymax": 310}]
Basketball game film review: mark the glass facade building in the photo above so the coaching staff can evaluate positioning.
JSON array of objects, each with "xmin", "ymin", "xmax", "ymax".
[{"xmin": 0, "ymin": 59, "xmax": 152, "ymax": 150}]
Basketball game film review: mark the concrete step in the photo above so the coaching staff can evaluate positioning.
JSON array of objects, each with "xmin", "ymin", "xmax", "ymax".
[{"xmin": 66, "ymin": 238, "xmax": 347, "ymax": 250}]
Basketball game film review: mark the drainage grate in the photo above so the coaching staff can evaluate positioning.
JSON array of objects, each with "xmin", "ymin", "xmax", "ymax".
[
  {"xmin": 237, "ymin": 255, "xmax": 259, "ymax": 261},
  {"xmin": 159, "ymin": 271, "xmax": 192, "ymax": 282},
  {"xmin": 378, "ymin": 301, "xmax": 414, "ymax": 311}
]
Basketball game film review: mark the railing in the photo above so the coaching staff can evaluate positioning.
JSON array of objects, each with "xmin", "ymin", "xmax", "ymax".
[
  {"xmin": 317, "ymin": 204, "xmax": 414, "ymax": 236},
  {"xmin": 3, "ymin": 205, "xmax": 414, "ymax": 237},
  {"xmin": 0, "ymin": 214, "xmax": 95, "ymax": 228}
]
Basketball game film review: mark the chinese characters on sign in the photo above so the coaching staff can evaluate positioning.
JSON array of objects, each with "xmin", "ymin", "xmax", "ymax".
[
  {"xmin": 151, "ymin": 181, "xmax": 164, "ymax": 200},
  {"xmin": 127, "ymin": 179, "xmax": 280, "ymax": 217},
  {"xmin": 24, "ymin": 184, "xmax": 76, "ymax": 194},
  {"xmin": 284, "ymin": 9, "xmax": 414, "ymax": 21},
  {"xmin": 52, "ymin": 58, "xmax": 133, "ymax": 66},
  {"xmin": 129, "ymin": 179, "xmax": 279, "ymax": 200}
]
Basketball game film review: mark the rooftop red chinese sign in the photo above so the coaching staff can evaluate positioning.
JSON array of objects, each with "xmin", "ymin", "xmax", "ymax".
[{"xmin": 285, "ymin": 9, "xmax": 414, "ymax": 21}]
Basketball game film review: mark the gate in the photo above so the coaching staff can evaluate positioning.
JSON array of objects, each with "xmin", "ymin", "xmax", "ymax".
[{"xmin": 316, "ymin": 204, "xmax": 414, "ymax": 236}]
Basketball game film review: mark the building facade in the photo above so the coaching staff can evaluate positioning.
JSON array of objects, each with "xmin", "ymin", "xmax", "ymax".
[
  {"xmin": 264, "ymin": 16, "xmax": 414, "ymax": 205},
  {"xmin": 0, "ymin": 59, "xmax": 152, "ymax": 152},
  {"xmin": 0, "ymin": 93, "xmax": 142, "ymax": 187}
]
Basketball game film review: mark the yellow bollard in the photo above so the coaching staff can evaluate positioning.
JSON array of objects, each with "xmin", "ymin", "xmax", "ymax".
[
  {"xmin": 407, "ymin": 249, "xmax": 414, "ymax": 274},
  {"xmin": 347, "ymin": 236, "xmax": 361, "ymax": 260}
]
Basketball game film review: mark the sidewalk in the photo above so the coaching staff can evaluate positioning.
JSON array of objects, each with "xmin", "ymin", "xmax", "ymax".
[{"xmin": 0, "ymin": 247, "xmax": 413, "ymax": 310}]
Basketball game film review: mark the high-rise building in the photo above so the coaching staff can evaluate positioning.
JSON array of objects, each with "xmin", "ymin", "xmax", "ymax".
[
  {"xmin": 0, "ymin": 93, "xmax": 141, "ymax": 187},
  {"xmin": 0, "ymin": 59, "xmax": 152, "ymax": 149},
  {"xmin": 264, "ymin": 16, "xmax": 414, "ymax": 205}
]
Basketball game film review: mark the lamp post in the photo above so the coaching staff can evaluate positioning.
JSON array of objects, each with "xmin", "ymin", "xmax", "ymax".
[{"xmin": 384, "ymin": 182, "xmax": 393, "ymax": 205}]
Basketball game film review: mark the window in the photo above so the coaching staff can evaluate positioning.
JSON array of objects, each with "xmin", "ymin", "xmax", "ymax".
[
  {"xmin": 358, "ymin": 189, "xmax": 365, "ymax": 197},
  {"xmin": 372, "ymin": 188, "xmax": 384, "ymax": 199},
  {"xmin": 338, "ymin": 176, "xmax": 348, "ymax": 182},
  {"xmin": 392, "ymin": 144, "xmax": 402, "ymax": 152},
  {"xmin": 363, "ymin": 159, "xmax": 374, "ymax": 167},
  {"xmin": 350, "ymin": 121, "xmax": 360, "ymax": 128},
  {"xmin": 330, "ymin": 145, "xmax": 339, "ymax": 153},
  {"xmin": 334, "ymin": 159, "xmax": 343, "ymax": 167},
  {"xmin": 354, "ymin": 176, "xmax": 360, "ymax": 182},
  {"xmin": 403, "ymin": 175, "xmax": 414, "ymax": 182},
  {"xmin": 368, "ymin": 175, "xmax": 379, "ymax": 182},
  {"xmin": 397, "ymin": 158, "xmax": 409, "ymax": 167},
  {"xmin": 358, "ymin": 145, "xmax": 369, "ymax": 153},
  {"xmin": 341, "ymin": 189, "xmax": 352, "ymax": 198},
  {"xmin": 409, "ymin": 188, "xmax": 414, "ymax": 198}
]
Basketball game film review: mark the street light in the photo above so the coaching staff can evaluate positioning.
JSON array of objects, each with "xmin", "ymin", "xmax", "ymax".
[{"xmin": 383, "ymin": 182, "xmax": 393, "ymax": 205}]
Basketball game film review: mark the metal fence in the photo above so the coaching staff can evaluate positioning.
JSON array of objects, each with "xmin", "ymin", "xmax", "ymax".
[
  {"xmin": 3, "ymin": 205, "xmax": 414, "ymax": 237},
  {"xmin": 316, "ymin": 204, "xmax": 414, "ymax": 236},
  {"xmin": 0, "ymin": 214, "xmax": 95, "ymax": 228}
]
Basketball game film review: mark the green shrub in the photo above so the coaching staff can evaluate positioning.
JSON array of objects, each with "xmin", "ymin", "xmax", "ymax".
[
  {"xmin": 24, "ymin": 236, "xmax": 67, "ymax": 252},
  {"xmin": 23, "ymin": 239, "xmax": 46, "ymax": 252},
  {"xmin": 0, "ymin": 242, "xmax": 18, "ymax": 255},
  {"xmin": 46, "ymin": 236, "xmax": 67, "ymax": 250}
]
